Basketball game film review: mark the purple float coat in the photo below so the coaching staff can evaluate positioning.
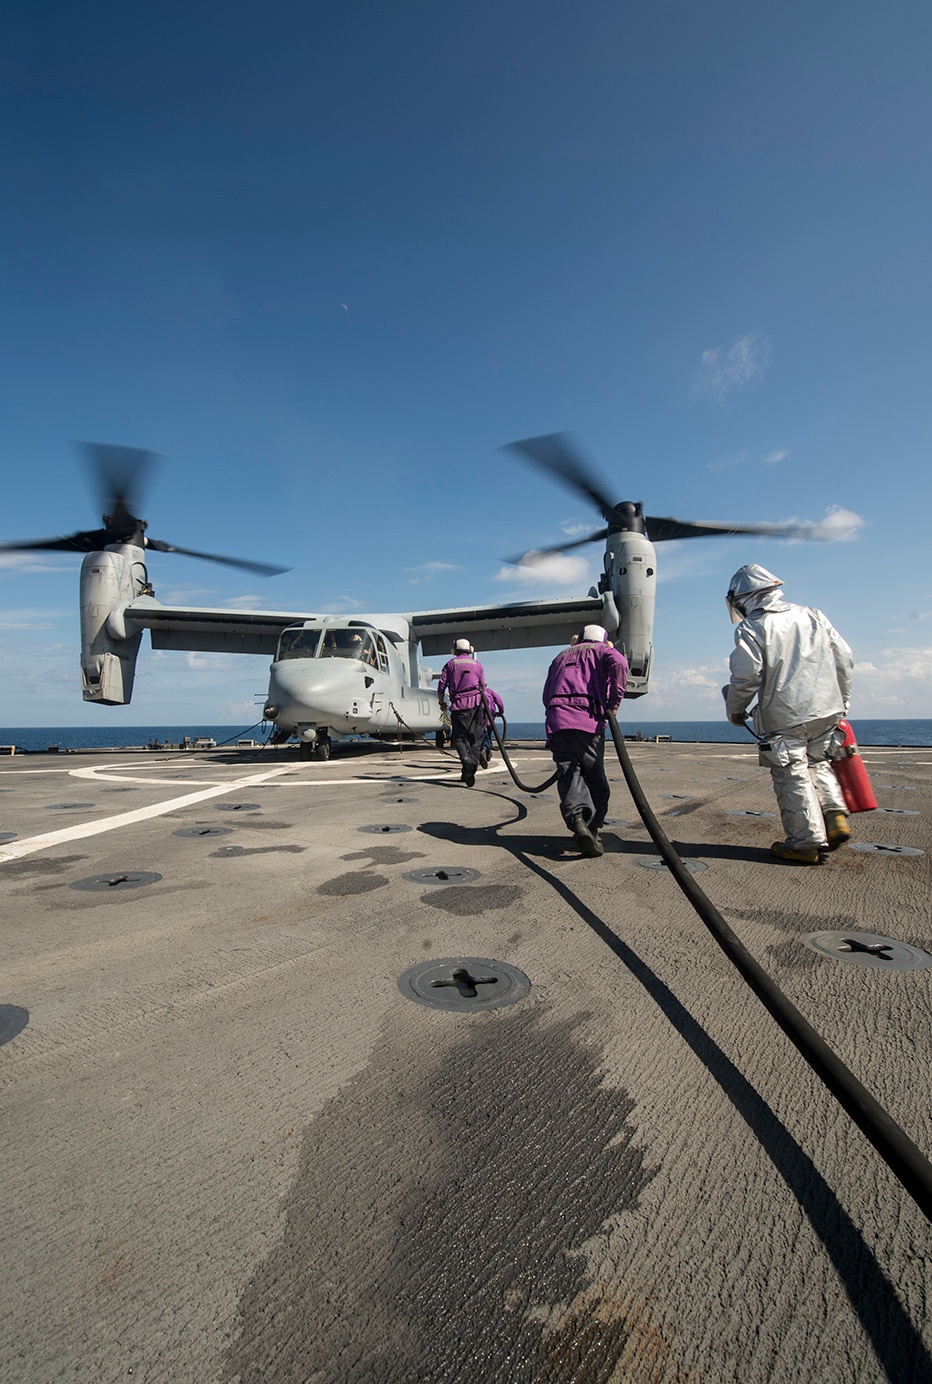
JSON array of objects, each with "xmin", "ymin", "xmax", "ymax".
[
  {"xmin": 543, "ymin": 641, "xmax": 628, "ymax": 736},
  {"xmin": 483, "ymin": 687, "xmax": 505, "ymax": 721},
  {"xmin": 438, "ymin": 654, "xmax": 486, "ymax": 711}
]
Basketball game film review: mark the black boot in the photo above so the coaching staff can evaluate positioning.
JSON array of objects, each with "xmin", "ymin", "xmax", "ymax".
[{"xmin": 569, "ymin": 812, "xmax": 603, "ymax": 858}]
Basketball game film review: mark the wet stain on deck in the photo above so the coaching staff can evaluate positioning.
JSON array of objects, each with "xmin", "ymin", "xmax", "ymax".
[
  {"xmin": 223, "ymin": 1010, "xmax": 654, "ymax": 1383},
  {"xmin": 318, "ymin": 872, "xmax": 390, "ymax": 896},
  {"xmin": 342, "ymin": 846, "xmax": 427, "ymax": 867},
  {"xmin": 0, "ymin": 854, "xmax": 88, "ymax": 878},
  {"xmin": 420, "ymin": 883, "xmax": 524, "ymax": 915}
]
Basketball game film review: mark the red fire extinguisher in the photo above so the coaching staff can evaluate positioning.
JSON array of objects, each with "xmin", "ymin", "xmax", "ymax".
[{"xmin": 829, "ymin": 720, "xmax": 877, "ymax": 813}]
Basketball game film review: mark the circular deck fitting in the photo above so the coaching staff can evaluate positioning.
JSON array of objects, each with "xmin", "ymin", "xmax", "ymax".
[
  {"xmin": 47, "ymin": 803, "xmax": 95, "ymax": 811},
  {"xmin": 404, "ymin": 867, "xmax": 481, "ymax": 886},
  {"xmin": 173, "ymin": 826, "xmax": 234, "ymax": 838},
  {"xmin": 874, "ymin": 784, "xmax": 916, "ymax": 790},
  {"xmin": 214, "ymin": 803, "xmax": 262, "ymax": 812},
  {"xmin": 398, "ymin": 957, "xmax": 531, "ymax": 1012},
  {"xmin": 602, "ymin": 818, "xmax": 628, "ymax": 827},
  {"xmin": 637, "ymin": 856, "xmax": 708, "ymax": 875},
  {"xmin": 659, "ymin": 794, "xmax": 693, "ymax": 800},
  {"xmin": 871, "ymin": 807, "xmax": 920, "ymax": 816},
  {"xmin": 103, "ymin": 787, "xmax": 138, "ymax": 792},
  {"xmin": 70, "ymin": 871, "xmax": 163, "ymax": 892},
  {"xmin": 0, "ymin": 832, "xmax": 17, "ymax": 843},
  {"xmin": 718, "ymin": 776, "xmax": 750, "ymax": 781},
  {"xmin": 849, "ymin": 842, "xmax": 924, "ymax": 857},
  {"xmin": 0, "ymin": 1005, "xmax": 28, "ymax": 1047},
  {"xmin": 382, "ymin": 796, "xmax": 418, "ymax": 804},
  {"xmin": 802, "ymin": 930, "xmax": 932, "ymax": 971},
  {"xmin": 516, "ymin": 793, "xmax": 551, "ymax": 800},
  {"xmin": 359, "ymin": 823, "xmax": 413, "ymax": 834},
  {"xmin": 728, "ymin": 809, "xmax": 776, "ymax": 818}
]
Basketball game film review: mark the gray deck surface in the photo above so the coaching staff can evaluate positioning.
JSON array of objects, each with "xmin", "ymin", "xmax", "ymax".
[{"xmin": 1, "ymin": 740, "xmax": 931, "ymax": 1383}]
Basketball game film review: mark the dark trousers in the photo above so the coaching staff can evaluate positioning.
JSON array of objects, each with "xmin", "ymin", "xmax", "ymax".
[
  {"xmin": 451, "ymin": 707, "xmax": 484, "ymax": 769},
  {"xmin": 549, "ymin": 728, "xmax": 610, "ymax": 830}
]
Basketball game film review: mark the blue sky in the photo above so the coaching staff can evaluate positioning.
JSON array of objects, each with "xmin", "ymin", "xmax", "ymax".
[{"xmin": 2, "ymin": 1, "xmax": 930, "ymax": 726}]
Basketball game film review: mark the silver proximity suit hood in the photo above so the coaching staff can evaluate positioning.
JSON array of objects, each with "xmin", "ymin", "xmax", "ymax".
[{"xmin": 725, "ymin": 587, "xmax": 853, "ymax": 735}]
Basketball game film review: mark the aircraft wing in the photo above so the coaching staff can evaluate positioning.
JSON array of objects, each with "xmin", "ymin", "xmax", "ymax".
[
  {"xmin": 410, "ymin": 596, "xmax": 603, "ymax": 656},
  {"xmin": 121, "ymin": 601, "xmax": 319, "ymax": 654},
  {"xmin": 121, "ymin": 593, "xmax": 605, "ymax": 658}
]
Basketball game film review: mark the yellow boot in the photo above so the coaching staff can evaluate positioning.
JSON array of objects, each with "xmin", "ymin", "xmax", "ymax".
[
  {"xmin": 770, "ymin": 840, "xmax": 824, "ymax": 865},
  {"xmin": 823, "ymin": 810, "xmax": 851, "ymax": 851}
]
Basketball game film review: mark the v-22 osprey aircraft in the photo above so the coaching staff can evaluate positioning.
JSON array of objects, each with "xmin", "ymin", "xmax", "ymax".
[{"xmin": 2, "ymin": 436, "xmax": 832, "ymax": 759}]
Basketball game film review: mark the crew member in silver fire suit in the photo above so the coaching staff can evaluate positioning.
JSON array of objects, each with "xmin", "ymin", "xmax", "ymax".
[
  {"xmin": 543, "ymin": 624, "xmax": 628, "ymax": 858},
  {"xmin": 438, "ymin": 639, "xmax": 487, "ymax": 787},
  {"xmin": 723, "ymin": 564, "xmax": 854, "ymax": 865}
]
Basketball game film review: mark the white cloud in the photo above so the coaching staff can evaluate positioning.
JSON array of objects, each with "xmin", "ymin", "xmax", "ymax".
[
  {"xmin": 694, "ymin": 332, "xmax": 770, "ymax": 406},
  {"xmin": 761, "ymin": 449, "xmax": 791, "ymax": 466},
  {"xmin": 219, "ymin": 594, "xmax": 262, "ymax": 609},
  {"xmin": 184, "ymin": 651, "xmax": 233, "ymax": 671},
  {"xmin": 227, "ymin": 699, "xmax": 265, "ymax": 721},
  {"xmin": 404, "ymin": 561, "xmax": 460, "ymax": 573},
  {"xmin": 323, "ymin": 594, "xmax": 366, "ymax": 612},
  {"xmin": 0, "ymin": 552, "xmax": 81, "ymax": 573},
  {"xmin": 159, "ymin": 586, "xmax": 219, "ymax": 605},
  {"xmin": 779, "ymin": 506, "xmax": 865, "ymax": 542},
  {"xmin": 840, "ymin": 647, "xmax": 932, "ymax": 715},
  {"xmin": 559, "ymin": 519, "xmax": 599, "ymax": 538},
  {"xmin": 706, "ymin": 452, "xmax": 746, "ymax": 472},
  {"xmin": 638, "ymin": 658, "xmax": 731, "ymax": 716},
  {"xmin": 493, "ymin": 552, "xmax": 591, "ymax": 588}
]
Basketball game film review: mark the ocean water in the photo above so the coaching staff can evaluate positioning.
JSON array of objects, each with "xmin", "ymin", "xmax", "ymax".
[
  {"xmin": 2, "ymin": 719, "xmax": 931, "ymax": 753},
  {"xmin": 0, "ymin": 725, "xmax": 264, "ymax": 754},
  {"xmin": 507, "ymin": 720, "xmax": 932, "ymax": 746}
]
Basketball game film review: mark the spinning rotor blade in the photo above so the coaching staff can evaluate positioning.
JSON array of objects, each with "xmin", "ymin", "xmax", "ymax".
[
  {"xmin": 503, "ymin": 527, "xmax": 609, "ymax": 566},
  {"xmin": 144, "ymin": 537, "xmax": 289, "ymax": 577},
  {"xmin": 645, "ymin": 516, "xmax": 821, "ymax": 543},
  {"xmin": 502, "ymin": 432, "xmax": 617, "ymax": 521},
  {"xmin": 0, "ymin": 532, "xmax": 109, "ymax": 555},
  {"xmin": 78, "ymin": 441, "xmax": 157, "ymax": 526},
  {"xmin": 502, "ymin": 429, "xmax": 859, "ymax": 560},
  {"xmin": 1, "ymin": 440, "xmax": 289, "ymax": 575}
]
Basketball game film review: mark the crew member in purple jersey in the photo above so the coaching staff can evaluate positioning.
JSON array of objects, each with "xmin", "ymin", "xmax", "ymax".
[
  {"xmin": 543, "ymin": 624, "xmax": 628, "ymax": 857},
  {"xmin": 438, "ymin": 639, "xmax": 487, "ymax": 786}
]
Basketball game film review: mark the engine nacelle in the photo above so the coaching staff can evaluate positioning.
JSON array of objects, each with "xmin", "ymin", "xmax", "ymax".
[
  {"xmin": 603, "ymin": 532, "xmax": 656, "ymax": 698},
  {"xmin": 79, "ymin": 545, "xmax": 150, "ymax": 704}
]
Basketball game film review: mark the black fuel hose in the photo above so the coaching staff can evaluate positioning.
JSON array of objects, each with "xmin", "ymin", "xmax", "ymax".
[
  {"xmin": 606, "ymin": 711, "xmax": 932, "ymax": 1225},
  {"xmin": 480, "ymin": 689, "xmax": 557, "ymax": 794}
]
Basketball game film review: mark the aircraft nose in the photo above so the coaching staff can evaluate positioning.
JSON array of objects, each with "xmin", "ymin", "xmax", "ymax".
[{"xmin": 269, "ymin": 660, "xmax": 366, "ymax": 720}]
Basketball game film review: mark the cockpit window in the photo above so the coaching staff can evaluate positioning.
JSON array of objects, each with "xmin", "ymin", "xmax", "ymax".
[
  {"xmin": 276, "ymin": 629, "xmax": 321, "ymax": 661},
  {"xmin": 319, "ymin": 629, "xmax": 378, "ymax": 663}
]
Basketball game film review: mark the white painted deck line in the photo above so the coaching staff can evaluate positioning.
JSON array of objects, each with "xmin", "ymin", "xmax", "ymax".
[
  {"xmin": 0, "ymin": 760, "xmax": 516, "ymax": 863},
  {"xmin": 0, "ymin": 764, "xmax": 297, "ymax": 864}
]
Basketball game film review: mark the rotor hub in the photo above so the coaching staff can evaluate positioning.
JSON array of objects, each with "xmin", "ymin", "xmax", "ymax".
[{"xmin": 607, "ymin": 501, "xmax": 646, "ymax": 534}]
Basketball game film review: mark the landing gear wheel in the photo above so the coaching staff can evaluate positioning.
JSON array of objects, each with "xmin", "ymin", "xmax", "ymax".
[
  {"xmin": 436, "ymin": 728, "xmax": 447, "ymax": 749},
  {"xmin": 313, "ymin": 739, "xmax": 331, "ymax": 761},
  {"xmin": 298, "ymin": 741, "xmax": 314, "ymax": 762}
]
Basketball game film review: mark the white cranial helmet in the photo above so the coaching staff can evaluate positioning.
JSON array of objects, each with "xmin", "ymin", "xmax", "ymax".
[
  {"xmin": 453, "ymin": 638, "xmax": 472, "ymax": 653},
  {"xmin": 581, "ymin": 624, "xmax": 608, "ymax": 643}
]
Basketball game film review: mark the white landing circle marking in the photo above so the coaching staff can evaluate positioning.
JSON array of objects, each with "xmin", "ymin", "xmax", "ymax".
[
  {"xmin": 0, "ymin": 764, "xmax": 297, "ymax": 865},
  {"xmin": 70, "ymin": 763, "xmax": 217, "ymax": 786}
]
